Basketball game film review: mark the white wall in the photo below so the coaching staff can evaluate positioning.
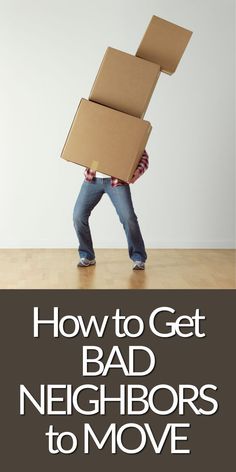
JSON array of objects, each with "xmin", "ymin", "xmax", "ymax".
[{"xmin": 0, "ymin": 0, "xmax": 235, "ymax": 248}]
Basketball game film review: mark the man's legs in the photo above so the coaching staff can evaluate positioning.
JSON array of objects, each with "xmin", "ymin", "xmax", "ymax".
[
  {"xmin": 73, "ymin": 180, "xmax": 104, "ymax": 260},
  {"xmin": 105, "ymin": 181, "xmax": 147, "ymax": 262}
]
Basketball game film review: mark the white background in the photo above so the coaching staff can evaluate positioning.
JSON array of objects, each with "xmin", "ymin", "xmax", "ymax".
[{"xmin": 0, "ymin": 0, "xmax": 235, "ymax": 248}]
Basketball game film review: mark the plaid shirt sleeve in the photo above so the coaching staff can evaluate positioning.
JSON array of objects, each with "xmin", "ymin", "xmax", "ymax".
[
  {"xmin": 134, "ymin": 149, "xmax": 149, "ymax": 179},
  {"xmin": 84, "ymin": 167, "xmax": 96, "ymax": 182}
]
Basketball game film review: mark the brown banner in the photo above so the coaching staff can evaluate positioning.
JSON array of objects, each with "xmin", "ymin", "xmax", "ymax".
[{"xmin": 1, "ymin": 289, "xmax": 235, "ymax": 470}]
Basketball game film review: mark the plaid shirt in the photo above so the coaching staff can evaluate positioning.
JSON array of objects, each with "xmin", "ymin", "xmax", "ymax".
[{"xmin": 84, "ymin": 149, "xmax": 149, "ymax": 187}]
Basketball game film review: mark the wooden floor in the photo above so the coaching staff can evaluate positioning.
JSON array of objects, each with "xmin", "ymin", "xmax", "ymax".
[{"xmin": 0, "ymin": 249, "xmax": 235, "ymax": 289}]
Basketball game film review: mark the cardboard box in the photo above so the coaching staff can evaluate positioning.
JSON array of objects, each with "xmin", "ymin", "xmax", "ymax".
[
  {"xmin": 136, "ymin": 15, "xmax": 193, "ymax": 74},
  {"xmin": 89, "ymin": 47, "xmax": 160, "ymax": 118},
  {"xmin": 61, "ymin": 99, "xmax": 151, "ymax": 182}
]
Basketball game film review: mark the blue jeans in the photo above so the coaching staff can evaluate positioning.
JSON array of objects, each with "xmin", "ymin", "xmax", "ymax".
[{"xmin": 73, "ymin": 178, "xmax": 147, "ymax": 262}]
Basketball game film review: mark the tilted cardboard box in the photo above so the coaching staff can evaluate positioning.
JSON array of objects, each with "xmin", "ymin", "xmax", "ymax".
[
  {"xmin": 136, "ymin": 15, "xmax": 192, "ymax": 74},
  {"xmin": 61, "ymin": 99, "xmax": 152, "ymax": 182},
  {"xmin": 89, "ymin": 47, "xmax": 160, "ymax": 118}
]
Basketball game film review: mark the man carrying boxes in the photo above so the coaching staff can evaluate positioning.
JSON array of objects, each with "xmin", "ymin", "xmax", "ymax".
[{"xmin": 61, "ymin": 15, "xmax": 192, "ymax": 270}]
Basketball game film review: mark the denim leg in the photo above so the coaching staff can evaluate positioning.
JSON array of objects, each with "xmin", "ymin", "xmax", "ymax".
[
  {"xmin": 73, "ymin": 181, "xmax": 104, "ymax": 259},
  {"xmin": 105, "ymin": 182, "xmax": 147, "ymax": 262}
]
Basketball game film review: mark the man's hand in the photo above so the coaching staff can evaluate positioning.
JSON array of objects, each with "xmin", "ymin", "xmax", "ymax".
[{"xmin": 128, "ymin": 169, "xmax": 140, "ymax": 184}]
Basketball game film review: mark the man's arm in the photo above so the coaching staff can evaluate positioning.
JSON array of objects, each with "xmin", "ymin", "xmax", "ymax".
[{"xmin": 129, "ymin": 149, "xmax": 149, "ymax": 184}]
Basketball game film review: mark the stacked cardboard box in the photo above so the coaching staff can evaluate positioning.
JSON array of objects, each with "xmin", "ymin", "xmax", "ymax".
[
  {"xmin": 89, "ymin": 47, "xmax": 161, "ymax": 118},
  {"xmin": 136, "ymin": 15, "xmax": 193, "ymax": 74},
  {"xmin": 61, "ymin": 99, "xmax": 151, "ymax": 182},
  {"xmin": 61, "ymin": 15, "xmax": 192, "ymax": 181}
]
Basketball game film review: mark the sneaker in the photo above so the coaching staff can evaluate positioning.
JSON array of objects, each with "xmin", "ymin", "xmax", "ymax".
[
  {"xmin": 77, "ymin": 258, "xmax": 96, "ymax": 267},
  {"xmin": 133, "ymin": 261, "xmax": 145, "ymax": 270}
]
